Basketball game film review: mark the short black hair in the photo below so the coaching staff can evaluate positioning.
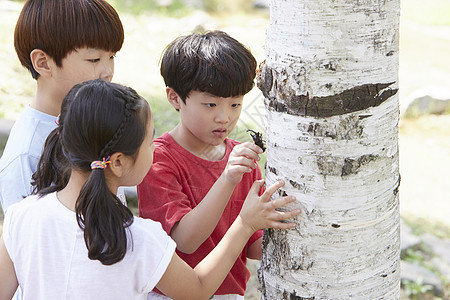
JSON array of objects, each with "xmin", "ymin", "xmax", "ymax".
[{"xmin": 160, "ymin": 30, "xmax": 257, "ymax": 102}]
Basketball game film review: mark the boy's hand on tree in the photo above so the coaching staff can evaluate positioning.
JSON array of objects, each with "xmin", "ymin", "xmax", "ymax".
[
  {"xmin": 223, "ymin": 142, "xmax": 263, "ymax": 185},
  {"xmin": 239, "ymin": 179, "xmax": 300, "ymax": 232}
]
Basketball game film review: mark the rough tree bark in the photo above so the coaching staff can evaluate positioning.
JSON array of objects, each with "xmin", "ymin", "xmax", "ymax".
[{"xmin": 257, "ymin": 0, "xmax": 401, "ymax": 299}]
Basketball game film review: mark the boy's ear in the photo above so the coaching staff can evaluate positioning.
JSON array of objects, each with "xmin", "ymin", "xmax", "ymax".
[
  {"xmin": 30, "ymin": 49, "xmax": 52, "ymax": 78},
  {"xmin": 166, "ymin": 87, "xmax": 182, "ymax": 110}
]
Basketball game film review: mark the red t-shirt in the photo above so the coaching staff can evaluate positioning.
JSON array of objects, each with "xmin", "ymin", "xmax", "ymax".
[{"xmin": 137, "ymin": 132, "xmax": 263, "ymax": 296}]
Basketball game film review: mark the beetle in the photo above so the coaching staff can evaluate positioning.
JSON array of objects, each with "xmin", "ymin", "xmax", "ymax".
[{"xmin": 247, "ymin": 129, "xmax": 266, "ymax": 152}]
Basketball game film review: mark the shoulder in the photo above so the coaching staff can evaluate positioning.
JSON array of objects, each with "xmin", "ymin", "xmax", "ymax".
[
  {"xmin": 151, "ymin": 133, "xmax": 189, "ymax": 169},
  {"xmin": 152, "ymin": 133, "xmax": 177, "ymax": 158},
  {"xmin": 6, "ymin": 193, "xmax": 49, "ymax": 215},
  {"xmin": 154, "ymin": 132, "xmax": 173, "ymax": 147},
  {"xmin": 1, "ymin": 107, "xmax": 56, "ymax": 164},
  {"xmin": 4, "ymin": 194, "xmax": 42, "ymax": 228}
]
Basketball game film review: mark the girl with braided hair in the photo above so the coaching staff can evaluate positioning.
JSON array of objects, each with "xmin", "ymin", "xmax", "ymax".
[{"xmin": 0, "ymin": 79, "xmax": 301, "ymax": 299}]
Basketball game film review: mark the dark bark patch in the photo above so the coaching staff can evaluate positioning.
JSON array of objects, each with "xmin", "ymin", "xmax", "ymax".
[
  {"xmin": 290, "ymin": 180, "xmax": 303, "ymax": 190},
  {"xmin": 359, "ymin": 114, "xmax": 373, "ymax": 119},
  {"xmin": 331, "ymin": 223, "xmax": 341, "ymax": 228},
  {"xmin": 279, "ymin": 189, "xmax": 288, "ymax": 197},
  {"xmin": 283, "ymin": 290, "xmax": 315, "ymax": 300},
  {"xmin": 268, "ymin": 166, "xmax": 278, "ymax": 175},
  {"xmin": 267, "ymin": 82, "xmax": 398, "ymax": 118},
  {"xmin": 341, "ymin": 154, "xmax": 379, "ymax": 176},
  {"xmin": 257, "ymin": 61, "xmax": 273, "ymax": 99},
  {"xmin": 301, "ymin": 116, "xmax": 364, "ymax": 140},
  {"xmin": 317, "ymin": 154, "xmax": 379, "ymax": 177},
  {"xmin": 317, "ymin": 156, "xmax": 342, "ymax": 176},
  {"xmin": 393, "ymin": 175, "xmax": 401, "ymax": 195}
]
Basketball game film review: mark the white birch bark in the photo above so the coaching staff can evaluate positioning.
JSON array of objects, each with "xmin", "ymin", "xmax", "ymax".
[{"xmin": 258, "ymin": 0, "xmax": 401, "ymax": 299}]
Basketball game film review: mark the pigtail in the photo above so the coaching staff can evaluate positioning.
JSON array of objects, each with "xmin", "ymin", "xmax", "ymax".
[
  {"xmin": 31, "ymin": 128, "xmax": 69, "ymax": 195},
  {"xmin": 76, "ymin": 169, "xmax": 133, "ymax": 265}
]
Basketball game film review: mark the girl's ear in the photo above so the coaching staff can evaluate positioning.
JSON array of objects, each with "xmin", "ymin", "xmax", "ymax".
[
  {"xmin": 108, "ymin": 152, "xmax": 125, "ymax": 178},
  {"xmin": 30, "ymin": 49, "xmax": 52, "ymax": 78},
  {"xmin": 166, "ymin": 87, "xmax": 182, "ymax": 110}
]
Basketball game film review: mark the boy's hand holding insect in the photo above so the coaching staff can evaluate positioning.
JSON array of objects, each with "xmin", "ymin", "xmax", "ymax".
[
  {"xmin": 239, "ymin": 179, "xmax": 300, "ymax": 233},
  {"xmin": 222, "ymin": 142, "xmax": 264, "ymax": 185}
]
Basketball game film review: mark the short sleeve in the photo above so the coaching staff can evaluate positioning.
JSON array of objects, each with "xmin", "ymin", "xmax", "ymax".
[
  {"xmin": 137, "ymin": 152, "xmax": 193, "ymax": 234},
  {"xmin": 0, "ymin": 154, "xmax": 37, "ymax": 213},
  {"xmin": 132, "ymin": 218, "xmax": 177, "ymax": 293}
]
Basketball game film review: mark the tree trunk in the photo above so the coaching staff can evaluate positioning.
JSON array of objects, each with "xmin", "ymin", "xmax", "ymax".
[{"xmin": 258, "ymin": 0, "xmax": 401, "ymax": 299}]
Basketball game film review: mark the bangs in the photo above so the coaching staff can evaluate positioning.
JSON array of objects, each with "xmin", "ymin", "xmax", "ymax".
[
  {"xmin": 68, "ymin": 0, "xmax": 124, "ymax": 53},
  {"xmin": 36, "ymin": 0, "xmax": 124, "ymax": 66},
  {"xmin": 192, "ymin": 57, "xmax": 255, "ymax": 98}
]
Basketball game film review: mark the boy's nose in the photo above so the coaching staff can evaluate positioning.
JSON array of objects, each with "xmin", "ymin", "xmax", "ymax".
[
  {"xmin": 100, "ymin": 62, "xmax": 114, "ymax": 82},
  {"xmin": 215, "ymin": 110, "xmax": 230, "ymax": 124}
]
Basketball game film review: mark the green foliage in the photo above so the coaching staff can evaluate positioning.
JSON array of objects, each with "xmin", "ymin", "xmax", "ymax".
[
  {"xmin": 144, "ymin": 94, "xmax": 179, "ymax": 138},
  {"xmin": 108, "ymin": 0, "xmax": 190, "ymax": 16},
  {"xmin": 403, "ymin": 216, "xmax": 450, "ymax": 240},
  {"xmin": 402, "ymin": 278, "xmax": 434, "ymax": 299},
  {"xmin": 402, "ymin": 248, "xmax": 426, "ymax": 263},
  {"xmin": 107, "ymin": 0, "xmax": 252, "ymax": 16}
]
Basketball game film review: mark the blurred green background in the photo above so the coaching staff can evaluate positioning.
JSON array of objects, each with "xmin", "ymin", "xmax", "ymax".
[{"xmin": 0, "ymin": 0, "xmax": 449, "ymax": 298}]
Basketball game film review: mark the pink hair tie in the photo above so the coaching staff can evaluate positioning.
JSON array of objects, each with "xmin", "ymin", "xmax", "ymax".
[
  {"xmin": 90, "ymin": 156, "xmax": 111, "ymax": 170},
  {"xmin": 55, "ymin": 114, "xmax": 60, "ymax": 135}
]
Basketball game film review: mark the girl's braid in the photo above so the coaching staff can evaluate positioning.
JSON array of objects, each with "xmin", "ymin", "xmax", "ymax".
[{"xmin": 98, "ymin": 90, "xmax": 137, "ymax": 159}]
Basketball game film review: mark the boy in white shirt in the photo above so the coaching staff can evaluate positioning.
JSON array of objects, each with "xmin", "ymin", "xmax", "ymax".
[{"xmin": 0, "ymin": 0, "xmax": 124, "ymax": 213}]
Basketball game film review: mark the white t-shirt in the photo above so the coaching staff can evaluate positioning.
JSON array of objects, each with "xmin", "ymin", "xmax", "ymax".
[{"xmin": 3, "ymin": 192, "xmax": 176, "ymax": 300}]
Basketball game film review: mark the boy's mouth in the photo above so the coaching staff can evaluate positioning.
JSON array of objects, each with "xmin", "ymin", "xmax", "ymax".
[{"xmin": 212, "ymin": 128, "xmax": 227, "ymax": 137}]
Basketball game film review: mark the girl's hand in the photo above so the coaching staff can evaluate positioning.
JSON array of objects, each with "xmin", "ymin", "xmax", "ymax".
[
  {"xmin": 239, "ymin": 179, "xmax": 300, "ymax": 232},
  {"xmin": 222, "ymin": 142, "xmax": 263, "ymax": 185}
]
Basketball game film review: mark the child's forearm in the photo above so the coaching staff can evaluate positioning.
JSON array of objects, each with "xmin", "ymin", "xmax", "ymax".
[
  {"xmin": 193, "ymin": 216, "xmax": 254, "ymax": 292},
  {"xmin": 170, "ymin": 173, "xmax": 237, "ymax": 253},
  {"xmin": 157, "ymin": 216, "xmax": 254, "ymax": 300}
]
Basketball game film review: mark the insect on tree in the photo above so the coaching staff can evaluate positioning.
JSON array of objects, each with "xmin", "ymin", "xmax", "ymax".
[{"xmin": 247, "ymin": 129, "xmax": 266, "ymax": 152}]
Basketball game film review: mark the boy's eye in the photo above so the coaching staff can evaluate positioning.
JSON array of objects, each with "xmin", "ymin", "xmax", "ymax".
[
  {"xmin": 231, "ymin": 103, "xmax": 241, "ymax": 108},
  {"xmin": 205, "ymin": 103, "xmax": 216, "ymax": 108},
  {"xmin": 87, "ymin": 58, "xmax": 100, "ymax": 63},
  {"xmin": 110, "ymin": 54, "xmax": 116, "ymax": 60}
]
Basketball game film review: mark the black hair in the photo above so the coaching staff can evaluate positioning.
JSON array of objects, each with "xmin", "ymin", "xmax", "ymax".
[
  {"xmin": 160, "ymin": 30, "xmax": 257, "ymax": 103},
  {"xmin": 33, "ymin": 79, "xmax": 150, "ymax": 265}
]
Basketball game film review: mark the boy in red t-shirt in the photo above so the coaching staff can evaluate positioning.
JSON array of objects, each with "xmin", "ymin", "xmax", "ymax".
[{"xmin": 137, "ymin": 31, "xmax": 264, "ymax": 299}]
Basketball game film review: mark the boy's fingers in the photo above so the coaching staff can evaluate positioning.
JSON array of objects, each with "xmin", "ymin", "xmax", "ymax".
[
  {"xmin": 274, "ymin": 208, "xmax": 301, "ymax": 220},
  {"xmin": 249, "ymin": 179, "xmax": 265, "ymax": 193},
  {"xmin": 232, "ymin": 144, "xmax": 261, "ymax": 160},
  {"xmin": 229, "ymin": 157, "xmax": 258, "ymax": 169},
  {"xmin": 270, "ymin": 195, "xmax": 296, "ymax": 209},
  {"xmin": 262, "ymin": 180, "xmax": 285, "ymax": 200},
  {"xmin": 240, "ymin": 142, "xmax": 264, "ymax": 154},
  {"xmin": 270, "ymin": 221, "xmax": 297, "ymax": 230}
]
